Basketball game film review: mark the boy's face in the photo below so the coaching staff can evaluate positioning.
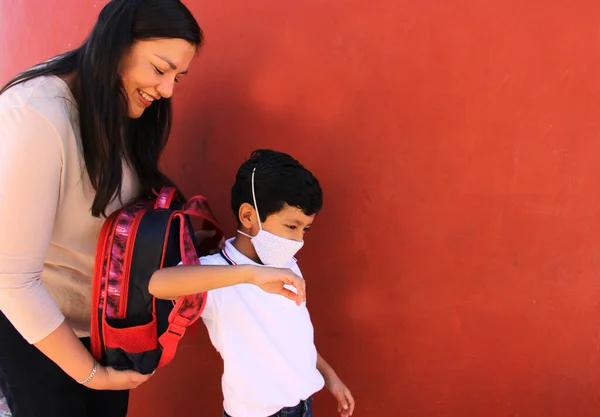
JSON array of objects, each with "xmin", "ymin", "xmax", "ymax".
[{"xmin": 246, "ymin": 204, "xmax": 315, "ymax": 242}]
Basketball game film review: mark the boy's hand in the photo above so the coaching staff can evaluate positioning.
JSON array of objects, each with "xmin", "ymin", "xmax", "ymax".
[
  {"xmin": 247, "ymin": 266, "xmax": 306, "ymax": 306},
  {"xmin": 326, "ymin": 377, "xmax": 355, "ymax": 417}
]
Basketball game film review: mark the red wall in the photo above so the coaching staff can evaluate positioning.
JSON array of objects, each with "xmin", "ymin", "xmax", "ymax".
[{"xmin": 4, "ymin": 0, "xmax": 600, "ymax": 415}]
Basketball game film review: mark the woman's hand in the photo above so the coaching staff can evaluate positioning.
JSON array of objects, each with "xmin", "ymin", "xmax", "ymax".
[
  {"xmin": 247, "ymin": 266, "xmax": 306, "ymax": 306},
  {"xmin": 86, "ymin": 365, "xmax": 152, "ymax": 390},
  {"xmin": 194, "ymin": 229, "xmax": 225, "ymax": 255}
]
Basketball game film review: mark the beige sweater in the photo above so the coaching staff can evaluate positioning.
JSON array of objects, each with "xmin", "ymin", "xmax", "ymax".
[{"xmin": 0, "ymin": 76, "xmax": 138, "ymax": 343}]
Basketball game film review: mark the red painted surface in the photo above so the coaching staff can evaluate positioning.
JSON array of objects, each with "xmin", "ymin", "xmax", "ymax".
[{"xmin": 4, "ymin": 0, "xmax": 600, "ymax": 415}]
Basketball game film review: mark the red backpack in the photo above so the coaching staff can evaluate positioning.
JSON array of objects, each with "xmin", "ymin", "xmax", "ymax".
[{"xmin": 90, "ymin": 186, "xmax": 223, "ymax": 374}]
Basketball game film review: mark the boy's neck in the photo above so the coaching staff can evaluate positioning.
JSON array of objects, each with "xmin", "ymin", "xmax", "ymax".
[{"xmin": 231, "ymin": 235, "xmax": 262, "ymax": 264}]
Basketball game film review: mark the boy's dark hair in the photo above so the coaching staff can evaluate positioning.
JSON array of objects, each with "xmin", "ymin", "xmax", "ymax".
[{"xmin": 231, "ymin": 150, "xmax": 323, "ymax": 224}]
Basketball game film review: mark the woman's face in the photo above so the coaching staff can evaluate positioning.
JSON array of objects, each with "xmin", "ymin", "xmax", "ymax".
[{"xmin": 120, "ymin": 38, "xmax": 196, "ymax": 118}]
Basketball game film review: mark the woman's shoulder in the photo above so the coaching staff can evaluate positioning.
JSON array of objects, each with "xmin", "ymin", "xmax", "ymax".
[{"xmin": 0, "ymin": 75, "xmax": 79, "ymax": 136}]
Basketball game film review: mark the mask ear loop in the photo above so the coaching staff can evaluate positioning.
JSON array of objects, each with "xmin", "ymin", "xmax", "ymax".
[{"xmin": 251, "ymin": 167, "xmax": 263, "ymax": 231}]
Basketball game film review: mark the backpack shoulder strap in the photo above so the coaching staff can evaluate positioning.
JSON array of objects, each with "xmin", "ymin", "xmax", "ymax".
[
  {"xmin": 183, "ymin": 195, "xmax": 221, "ymax": 231},
  {"xmin": 154, "ymin": 187, "xmax": 177, "ymax": 210},
  {"xmin": 184, "ymin": 194, "xmax": 223, "ymax": 257},
  {"xmin": 156, "ymin": 207, "xmax": 219, "ymax": 368}
]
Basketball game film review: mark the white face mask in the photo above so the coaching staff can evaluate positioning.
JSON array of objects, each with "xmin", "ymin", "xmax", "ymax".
[{"xmin": 237, "ymin": 168, "xmax": 304, "ymax": 267}]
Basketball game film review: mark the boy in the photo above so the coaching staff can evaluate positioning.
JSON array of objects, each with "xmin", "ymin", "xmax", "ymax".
[{"xmin": 150, "ymin": 150, "xmax": 354, "ymax": 417}]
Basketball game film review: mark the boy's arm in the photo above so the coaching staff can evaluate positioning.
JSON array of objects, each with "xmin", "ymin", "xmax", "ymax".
[
  {"xmin": 317, "ymin": 352, "xmax": 355, "ymax": 417},
  {"xmin": 148, "ymin": 264, "xmax": 306, "ymax": 306}
]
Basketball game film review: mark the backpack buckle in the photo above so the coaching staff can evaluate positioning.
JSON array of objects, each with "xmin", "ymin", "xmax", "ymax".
[
  {"xmin": 166, "ymin": 314, "xmax": 191, "ymax": 337},
  {"xmin": 157, "ymin": 321, "xmax": 187, "ymax": 368},
  {"xmin": 167, "ymin": 325, "xmax": 185, "ymax": 337}
]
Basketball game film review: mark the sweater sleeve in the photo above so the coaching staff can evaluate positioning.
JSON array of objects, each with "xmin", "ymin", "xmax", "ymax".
[{"xmin": 0, "ymin": 104, "xmax": 66, "ymax": 343}]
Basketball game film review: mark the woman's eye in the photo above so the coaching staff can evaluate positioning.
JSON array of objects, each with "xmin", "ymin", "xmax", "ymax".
[
  {"xmin": 287, "ymin": 225, "xmax": 297, "ymax": 230},
  {"xmin": 153, "ymin": 65, "xmax": 164, "ymax": 75}
]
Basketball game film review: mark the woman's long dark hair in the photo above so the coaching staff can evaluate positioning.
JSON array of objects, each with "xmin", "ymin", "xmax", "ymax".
[{"xmin": 0, "ymin": 0, "xmax": 202, "ymax": 216}]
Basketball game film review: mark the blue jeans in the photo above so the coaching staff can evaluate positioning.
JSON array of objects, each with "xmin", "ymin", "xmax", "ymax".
[{"xmin": 224, "ymin": 397, "xmax": 313, "ymax": 417}]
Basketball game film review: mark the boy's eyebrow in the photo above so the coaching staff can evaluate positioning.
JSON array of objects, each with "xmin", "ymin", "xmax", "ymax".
[
  {"xmin": 153, "ymin": 54, "xmax": 188, "ymax": 74},
  {"xmin": 285, "ymin": 218, "xmax": 312, "ymax": 227}
]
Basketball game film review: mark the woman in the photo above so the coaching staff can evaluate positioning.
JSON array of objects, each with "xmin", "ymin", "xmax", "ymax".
[{"xmin": 0, "ymin": 1, "xmax": 305, "ymax": 416}]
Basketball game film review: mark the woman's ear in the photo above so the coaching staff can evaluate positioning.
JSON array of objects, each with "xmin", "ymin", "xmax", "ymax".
[{"xmin": 238, "ymin": 202, "xmax": 257, "ymax": 229}]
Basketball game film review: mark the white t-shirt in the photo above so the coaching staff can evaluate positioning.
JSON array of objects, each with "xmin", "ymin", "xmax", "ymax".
[{"xmin": 200, "ymin": 238, "xmax": 325, "ymax": 417}]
